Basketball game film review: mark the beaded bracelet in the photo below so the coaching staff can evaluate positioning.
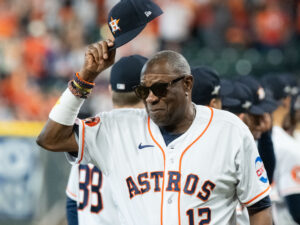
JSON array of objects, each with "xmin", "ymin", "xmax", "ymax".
[
  {"xmin": 73, "ymin": 72, "xmax": 95, "ymax": 89},
  {"xmin": 68, "ymin": 80, "xmax": 92, "ymax": 99}
]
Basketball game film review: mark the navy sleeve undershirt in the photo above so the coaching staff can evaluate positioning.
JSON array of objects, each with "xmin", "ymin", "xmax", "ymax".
[
  {"xmin": 285, "ymin": 194, "xmax": 300, "ymax": 224},
  {"xmin": 66, "ymin": 196, "xmax": 78, "ymax": 225},
  {"xmin": 257, "ymin": 130, "xmax": 276, "ymax": 183},
  {"xmin": 247, "ymin": 196, "xmax": 272, "ymax": 214}
]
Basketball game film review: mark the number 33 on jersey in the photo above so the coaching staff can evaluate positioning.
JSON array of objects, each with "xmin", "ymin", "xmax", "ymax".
[{"xmin": 66, "ymin": 164, "xmax": 121, "ymax": 225}]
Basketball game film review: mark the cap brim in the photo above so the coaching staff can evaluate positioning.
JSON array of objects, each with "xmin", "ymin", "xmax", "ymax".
[
  {"xmin": 249, "ymin": 97, "xmax": 278, "ymax": 115},
  {"xmin": 109, "ymin": 24, "xmax": 147, "ymax": 51},
  {"xmin": 249, "ymin": 105, "xmax": 265, "ymax": 115},
  {"xmin": 222, "ymin": 97, "xmax": 241, "ymax": 108}
]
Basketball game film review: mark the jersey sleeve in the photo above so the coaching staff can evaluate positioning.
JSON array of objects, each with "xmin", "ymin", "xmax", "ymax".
[
  {"xmin": 66, "ymin": 165, "xmax": 79, "ymax": 201},
  {"xmin": 65, "ymin": 114, "xmax": 113, "ymax": 175},
  {"xmin": 276, "ymin": 150, "xmax": 300, "ymax": 197},
  {"xmin": 235, "ymin": 127, "xmax": 271, "ymax": 207}
]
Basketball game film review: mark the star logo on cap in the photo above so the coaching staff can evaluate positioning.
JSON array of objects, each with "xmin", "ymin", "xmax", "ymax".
[
  {"xmin": 211, "ymin": 85, "xmax": 221, "ymax": 95},
  {"xmin": 109, "ymin": 17, "xmax": 121, "ymax": 33},
  {"xmin": 257, "ymin": 87, "xmax": 265, "ymax": 100},
  {"xmin": 284, "ymin": 86, "xmax": 292, "ymax": 94},
  {"xmin": 144, "ymin": 11, "xmax": 152, "ymax": 17},
  {"xmin": 242, "ymin": 101, "xmax": 252, "ymax": 109}
]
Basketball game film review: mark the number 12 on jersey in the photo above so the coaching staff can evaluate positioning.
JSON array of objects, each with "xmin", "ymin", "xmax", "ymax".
[
  {"xmin": 78, "ymin": 165, "xmax": 103, "ymax": 213},
  {"xmin": 186, "ymin": 207, "xmax": 211, "ymax": 225}
]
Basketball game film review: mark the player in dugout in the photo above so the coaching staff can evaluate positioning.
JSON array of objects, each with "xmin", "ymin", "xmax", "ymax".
[{"xmin": 66, "ymin": 55, "xmax": 147, "ymax": 225}]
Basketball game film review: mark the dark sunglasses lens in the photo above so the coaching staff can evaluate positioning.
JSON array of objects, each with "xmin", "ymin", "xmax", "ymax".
[
  {"xmin": 135, "ymin": 86, "xmax": 149, "ymax": 99},
  {"xmin": 151, "ymin": 83, "xmax": 168, "ymax": 97}
]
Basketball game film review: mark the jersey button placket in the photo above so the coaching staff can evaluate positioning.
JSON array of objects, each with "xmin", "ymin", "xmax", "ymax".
[
  {"xmin": 164, "ymin": 145, "xmax": 179, "ymax": 225},
  {"xmin": 167, "ymin": 196, "xmax": 173, "ymax": 204}
]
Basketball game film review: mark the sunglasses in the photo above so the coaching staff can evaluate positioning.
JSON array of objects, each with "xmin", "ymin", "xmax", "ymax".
[{"xmin": 134, "ymin": 76, "xmax": 185, "ymax": 100}]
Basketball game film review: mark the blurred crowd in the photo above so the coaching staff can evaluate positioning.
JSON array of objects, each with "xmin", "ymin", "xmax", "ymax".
[{"xmin": 0, "ymin": 0, "xmax": 300, "ymax": 120}]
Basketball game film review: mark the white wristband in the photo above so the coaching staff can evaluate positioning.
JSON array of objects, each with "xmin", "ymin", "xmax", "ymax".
[{"xmin": 49, "ymin": 88, "xmax": 85, "ymax": 125}]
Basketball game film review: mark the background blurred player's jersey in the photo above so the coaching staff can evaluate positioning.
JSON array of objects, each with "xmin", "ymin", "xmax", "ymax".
[
  {"xmin": 271, "ymin": 126, "xmax": 300, "ymax": 225},
  {"xmin": 66, "ymin": 106, "xmax": 270, "ymax": 225},
  {"xmin": 270, "ymin": 185, "xmax": 298, "ymax": 225},
  {"xmin": 66, "ymin": 164, "xmax": 123, "ymax": 225}
]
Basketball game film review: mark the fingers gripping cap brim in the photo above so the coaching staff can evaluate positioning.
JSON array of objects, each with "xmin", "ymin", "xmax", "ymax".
[{"xmin": 108, "ymin": 24, "xmax": 147, "ymax": 51}]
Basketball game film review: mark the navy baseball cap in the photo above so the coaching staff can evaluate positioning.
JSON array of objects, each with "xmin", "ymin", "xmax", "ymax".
[
  {"xmin": 261, "ymin": 74, "xmax": 292, "ymax": 101},
  {"xmin": 223, "ymin": 81, "xmax": 275, "ymax": 115},
  {"xmin": 191, "ymin": 66, "xmax": 240, "ymax": 107},
  {"xmin": 108, "ymin": 0, "xmax": 163, "ymax": 50},
  {"xmin": 191, "ymin": 66, "xmax": 221, "ymax": 105},
  {"xmin": 110, "ymin": 54, "xmax": 148, "ymax": 92},
  {"xmin": 220, "ymin": 79, "xmax": 241, "ymax": 107},
  {"xmin": 278, "ymin": 74, "xmax": 299, "ymax": 96},
  {"xmin": 237, "ymin": 76, "xmax": 278, "ymax": 113}
]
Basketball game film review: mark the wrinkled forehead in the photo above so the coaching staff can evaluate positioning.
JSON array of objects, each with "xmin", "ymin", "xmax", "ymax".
[
  {"xmin": 141, "ymin": 74, "xmax": 180, "ymax": 86},
  {"xmin": 141, "ymin": 60, "xmax": 181, "ymax": 84}
]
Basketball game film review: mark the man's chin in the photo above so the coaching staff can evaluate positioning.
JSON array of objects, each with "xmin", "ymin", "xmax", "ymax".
[{"xmin": 149, "ymin": 113, "xmax": 168, "ymax": 127}]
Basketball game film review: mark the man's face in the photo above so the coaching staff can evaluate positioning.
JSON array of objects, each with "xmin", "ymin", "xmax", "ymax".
[
  {"xmin": 140, "ymin": 61, "xmax": 192, "ymax": 127},
  {"xmin": 242, "ymin": 114, "xmax": 265, "ymax": 140}
]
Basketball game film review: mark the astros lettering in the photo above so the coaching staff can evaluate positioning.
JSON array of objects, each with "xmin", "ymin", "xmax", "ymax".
[{"xmin": 126, "ymin": 171, "xmax": 216, "ymax": 200}]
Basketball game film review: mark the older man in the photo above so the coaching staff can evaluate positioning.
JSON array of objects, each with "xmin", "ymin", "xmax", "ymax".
[{"xmin": 37, "ymin": 40, "xmax": 272, "ymax": 225}]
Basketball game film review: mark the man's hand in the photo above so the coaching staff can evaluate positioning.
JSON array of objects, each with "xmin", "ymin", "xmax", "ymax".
[{"xmin": 79, "ymin": 40, "xmax": 116, "ymax": 82}]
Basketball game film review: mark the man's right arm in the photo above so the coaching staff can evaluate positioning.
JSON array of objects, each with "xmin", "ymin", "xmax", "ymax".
[
  {"xmin": 36, "ymin": 119, "xmax": 78, "ymax": 152},
  {"xmin": 36, "ymin": 40, "xmax": 116, "ymax": 153}
]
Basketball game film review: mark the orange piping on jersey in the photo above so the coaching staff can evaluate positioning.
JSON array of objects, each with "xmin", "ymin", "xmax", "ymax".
[
  {"xmin": 243, "ymin": 185, "xmax": 271, "ymax": 205},
  {"xmin": 178, "ymin": 106, "xmax": 214, "ymax": 225},
  {"xmin": 148, "ymin": 117, "xmax": 166, "ymax": 225},
  {"xmin": 78, "ymin": 120, "xmax": 85, "ymax": 164},
  {"xmin": 66, "ymin": 188, "xmax": 77, "ymax": 198}
]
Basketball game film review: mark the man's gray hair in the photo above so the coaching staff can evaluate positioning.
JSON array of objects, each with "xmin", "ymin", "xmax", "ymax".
[{"xmin": 144, "ymin": 50, "xmax": 191, "ymax": 75}]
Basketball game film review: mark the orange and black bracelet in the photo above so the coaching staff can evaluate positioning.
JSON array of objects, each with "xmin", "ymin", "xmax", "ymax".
[
  {"xmin": 68, "ymin": 72, "xmax": 95, "ymax": 99},
  {"xmin": 68, "ymin": 80, "xmax": 92, "ymax": 99},
  {"xmin": 73, "ymin": 72, "xmax": 95, "ymax": 89}
]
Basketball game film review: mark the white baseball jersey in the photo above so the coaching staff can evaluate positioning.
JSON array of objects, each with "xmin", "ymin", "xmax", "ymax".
[
  {"xmin": 66, "ymin": 105, "xmax": 270, "ymax": 225},
  {"xmin": 271, "ymin": 126, "xmax": 300, "ymax": 225},
  {"xmin": 236, "ymin": 203, "xmax": 249, "ymax": 225},
  {"xmin": 66, "ymin": 163, "xmax": 123, "ymax": 225}
]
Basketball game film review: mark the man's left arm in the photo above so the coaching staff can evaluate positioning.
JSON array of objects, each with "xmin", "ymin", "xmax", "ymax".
[
  {"xmin": 248, "ymin": 206, "xmax": 272, "ymax": 225},
  {"xmin": 247, "ymin": 196, "xmax": 272, "ymax": 225},
  {"xmin": 236, "ymin": 127, "xmax": 272, "ymax": 224}
]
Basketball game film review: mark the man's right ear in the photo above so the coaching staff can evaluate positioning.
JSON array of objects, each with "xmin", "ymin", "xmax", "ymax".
[{"xmin": 108, "ymin": 84, "xmax": 112, "ymax": 94}]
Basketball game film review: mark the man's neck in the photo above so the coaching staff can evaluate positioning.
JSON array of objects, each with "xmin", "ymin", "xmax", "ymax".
[
  {"xmin": 272, "ymin": 106, "xmax": 288, "ymax": 127},
  {"xmin": 161, "ymin": 104, "xmax": 196, "ymax": 134}
]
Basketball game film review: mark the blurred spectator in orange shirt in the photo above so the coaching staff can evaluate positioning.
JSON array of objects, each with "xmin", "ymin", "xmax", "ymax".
[
  {"xmin": 0, "ymin": 1, "xmax": 18, "ymax": 39},
  {"xmin": 254, "ymin": 3, "xmax": 291, "ymax": 47}
]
